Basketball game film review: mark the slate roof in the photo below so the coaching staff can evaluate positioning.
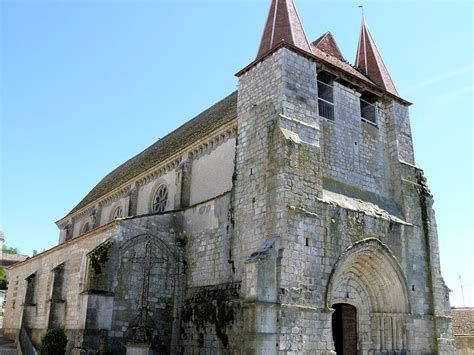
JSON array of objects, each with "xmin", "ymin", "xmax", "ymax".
[
  {"xmin": 66, "ymin": 91, "xmax": 238, "ymax": 217},
  {"xmin": 452, "ymin": 308, "xmax": 474, "ymax": 335}
]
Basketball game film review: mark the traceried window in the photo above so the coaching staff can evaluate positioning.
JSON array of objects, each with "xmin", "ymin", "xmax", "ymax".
[
  {"xmin": 152, "ymin": 184, "xmax": 168, "ymax": 213},
  {"xmin": 82, "ymin": 222, "xmax": 91, "ymax": 234},
  {"xmin": 112, "ymin": 205, "xmax": 123, "ymax": 220}
]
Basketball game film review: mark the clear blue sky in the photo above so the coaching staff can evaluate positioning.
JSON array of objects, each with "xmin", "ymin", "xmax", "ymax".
[{"xmin": 1, "ymin": 0, "xmax": 472, "ymax": 306}]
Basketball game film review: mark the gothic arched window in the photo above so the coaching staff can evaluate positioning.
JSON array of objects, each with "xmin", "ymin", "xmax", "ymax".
[
  {"xmin": 112, "ymin": 205, "xmax": 123, "ymax": 220},
  {"xmin": 82, "ymin": 222, "xmax": 91, "ymax": 234},
  {"xmin": 152, "ymin": 184, "xmax": 168, "ymax": 213}
]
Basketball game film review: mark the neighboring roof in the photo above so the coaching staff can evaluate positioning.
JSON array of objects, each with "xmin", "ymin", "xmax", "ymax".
[
  {"xmin": 256, "ymin": 0, "xmax": 311, "ymax": 61},
  {"xmin": 66, "ymin": 91, "xmax": 238, "ymax": 217},
  {"xmin": 312, "ymin": 32, "xmax": 344, "ymax": 61},
  {"xmin": 0, "ymin": 253, "xmax": 29, "ymax": 267},
  {"xmin": 355, "ymin": 16, "xmax": 399, "ymax": 96},
  {"xmin": 452, "ymin": 308, "xmax": 474, "ymax": 335}
]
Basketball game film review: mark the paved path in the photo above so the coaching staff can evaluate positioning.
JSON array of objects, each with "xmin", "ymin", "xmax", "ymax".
[{"xmin": 0, "ymin": 334, "xmax": 17, "ymax": 354}]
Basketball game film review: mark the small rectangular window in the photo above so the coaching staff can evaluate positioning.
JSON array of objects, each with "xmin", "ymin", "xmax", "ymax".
[
  {"xmin": 317, "ymin": 80, "xmax": 334, "ymax": 121},
  {"xmin": 360, "ymin": 99, "xmax": 376, "ymax": 124},
  {"xmin": 360, "ymin": 91, "xmax": 378, "ymax": 125},
  {"xmin": 318, "ymin": 80, "xmax": 333, "ymax": 103},
  {"xmin": 317, "ymin": 71, "xmax": 335, "ymax": 121}
]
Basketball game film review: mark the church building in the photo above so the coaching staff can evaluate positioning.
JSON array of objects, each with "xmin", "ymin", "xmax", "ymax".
[{"xmin": 3, "ymin": 0, "xmax": 455, "ymax": 353}]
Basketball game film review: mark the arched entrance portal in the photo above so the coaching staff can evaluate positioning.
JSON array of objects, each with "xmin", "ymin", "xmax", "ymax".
[
  {"xmin": 326, "ymin": 238, "xmax": 411, "ymax": 354},
  {"xmin": 332, "ymin": 303, "xmax": 357, "ymax": 355}
]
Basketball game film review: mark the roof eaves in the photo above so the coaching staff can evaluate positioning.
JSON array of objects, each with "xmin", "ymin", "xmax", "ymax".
[{"xmin": 236, "ymin": 41, "xmax": 411, "ymax": 106}]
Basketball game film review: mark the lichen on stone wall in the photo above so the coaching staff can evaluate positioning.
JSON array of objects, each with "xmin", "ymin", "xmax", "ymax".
[{"xmin": 181, "ymin": 283, "xmax": 240, "ymax": 348}]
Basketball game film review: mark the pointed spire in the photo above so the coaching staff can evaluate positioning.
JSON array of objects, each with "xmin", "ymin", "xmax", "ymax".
[
  {"xmin": 311, "ymin": 32, "xmax": 344, "ymax": 61},
  {"xmin": 355, "ymin": 15, "xmax": 399, "ymax": 95},
  {"xmin": 256, "ymin": 0, "xmax": 311, "ymax": 60}
]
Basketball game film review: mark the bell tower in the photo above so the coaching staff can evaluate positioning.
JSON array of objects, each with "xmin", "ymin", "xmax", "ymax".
[{"xmin": 234, "ymin": 0, "xmax": 322, "ymax": 352}]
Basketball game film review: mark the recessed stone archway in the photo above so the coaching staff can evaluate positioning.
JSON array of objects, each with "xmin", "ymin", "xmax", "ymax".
[{"xmin": 325, "ymin": 238, "xmax": 411, "ymax": 354}]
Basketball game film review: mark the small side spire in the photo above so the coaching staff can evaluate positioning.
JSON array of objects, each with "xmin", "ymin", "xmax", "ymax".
[
  {"xmin": 256, "ymin": 0, "xmax": 311, "ymax": 60},
  {"xmin": 311, "ymin": 32, "xmax": 344, "ymax": 61},
  {"xmin": 355, "ymin": 13, "xmax": 399, "ymax": 95}
]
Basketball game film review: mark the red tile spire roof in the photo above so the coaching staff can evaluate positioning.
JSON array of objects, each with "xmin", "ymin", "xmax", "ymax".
[
  {"xmin": 311, "ymin": 32, "xmax": 344, "ymax": 61},
  {"xmin": 355, "ymin": 15, "xmax": 399, "ymax": 96},
  {"xmin": 256, "ymin": 0, "xmax": 311, "ymax": 60}
]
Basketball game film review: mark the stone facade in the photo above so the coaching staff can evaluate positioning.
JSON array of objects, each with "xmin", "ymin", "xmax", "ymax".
[{"xmin": 3, "ymin": 1, "xmax": 454, "ymax": 354}]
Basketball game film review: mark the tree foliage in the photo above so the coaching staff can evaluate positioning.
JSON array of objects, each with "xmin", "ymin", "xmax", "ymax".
[
  {"xmin": 39, "ymin": 328, "xmax": 68, "ymax": 355},
  {"xmin": 2, "ymin": 245, "xmax": 19, "ymax": 254},
  {"xmin": 0, "ymin": 267, "xmax": 7, "ymax": 290}
]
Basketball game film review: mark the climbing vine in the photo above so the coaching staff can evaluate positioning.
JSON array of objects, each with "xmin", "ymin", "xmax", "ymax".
[{"xmin": 89, "ymin": 240, "xmax": 113, "ymax": 274}]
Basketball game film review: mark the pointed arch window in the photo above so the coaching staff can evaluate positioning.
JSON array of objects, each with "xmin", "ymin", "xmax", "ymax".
[
  {"xmin": 82, "ymin": 222, "xmax": 91, "ymax": 234},
  {"xmin": 152, "ymin": 184, "xmax": 168, "ymax": 213}
]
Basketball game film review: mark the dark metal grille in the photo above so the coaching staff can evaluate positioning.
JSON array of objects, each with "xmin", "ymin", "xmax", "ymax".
[{"xmin": 318, "ymin": 99, "xmax": 334, "ymax": 120}]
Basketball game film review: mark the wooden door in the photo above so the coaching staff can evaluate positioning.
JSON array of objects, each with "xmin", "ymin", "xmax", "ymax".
[{"xmin": 332, "ymin": 303, "xmax": 357, "ymax": 355}]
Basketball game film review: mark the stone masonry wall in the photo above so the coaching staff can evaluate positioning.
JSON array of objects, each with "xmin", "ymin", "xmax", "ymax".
[
  {"xmin": 235, "ymin": 47, "xmax": 320, "ymax": 279},
  {"xmin": 183, "ymin": 193, "xmax": 235, "ymax": 288},
  {"xmin": 4, "ymin": 224, "xmax": 118, "ymax": 347},
  {"xmin": 235, "ymin": 45, "xmax": 453, "ymax": 353},
  {"xmin": 236, "ymin": 47, "xmax": 324, "ymax": 353},
  {"xmin": 320, "ymin": 82, "xmax": 392, "ymax": 199},
  {"xmin": 189, "ymin": 138, "xmax": 235, "ymax": 206}
]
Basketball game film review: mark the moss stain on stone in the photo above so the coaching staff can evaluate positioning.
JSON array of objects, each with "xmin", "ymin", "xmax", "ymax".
[{"xmin": 180, "ymin": 283, "xmax": 240, "ymax": 348}]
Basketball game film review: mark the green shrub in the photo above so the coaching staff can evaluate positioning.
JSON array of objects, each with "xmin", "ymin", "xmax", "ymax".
[
  {"xmin": 0, "ymin": 267, "xmax": 8, "ymax": 290},
  {"xmin": 2, "ymin": 245, "xmax": 18, "ymax": 254},
  {"xmin": 39, "ymin": 328, "xmax": 67, "ymax": 355}
]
